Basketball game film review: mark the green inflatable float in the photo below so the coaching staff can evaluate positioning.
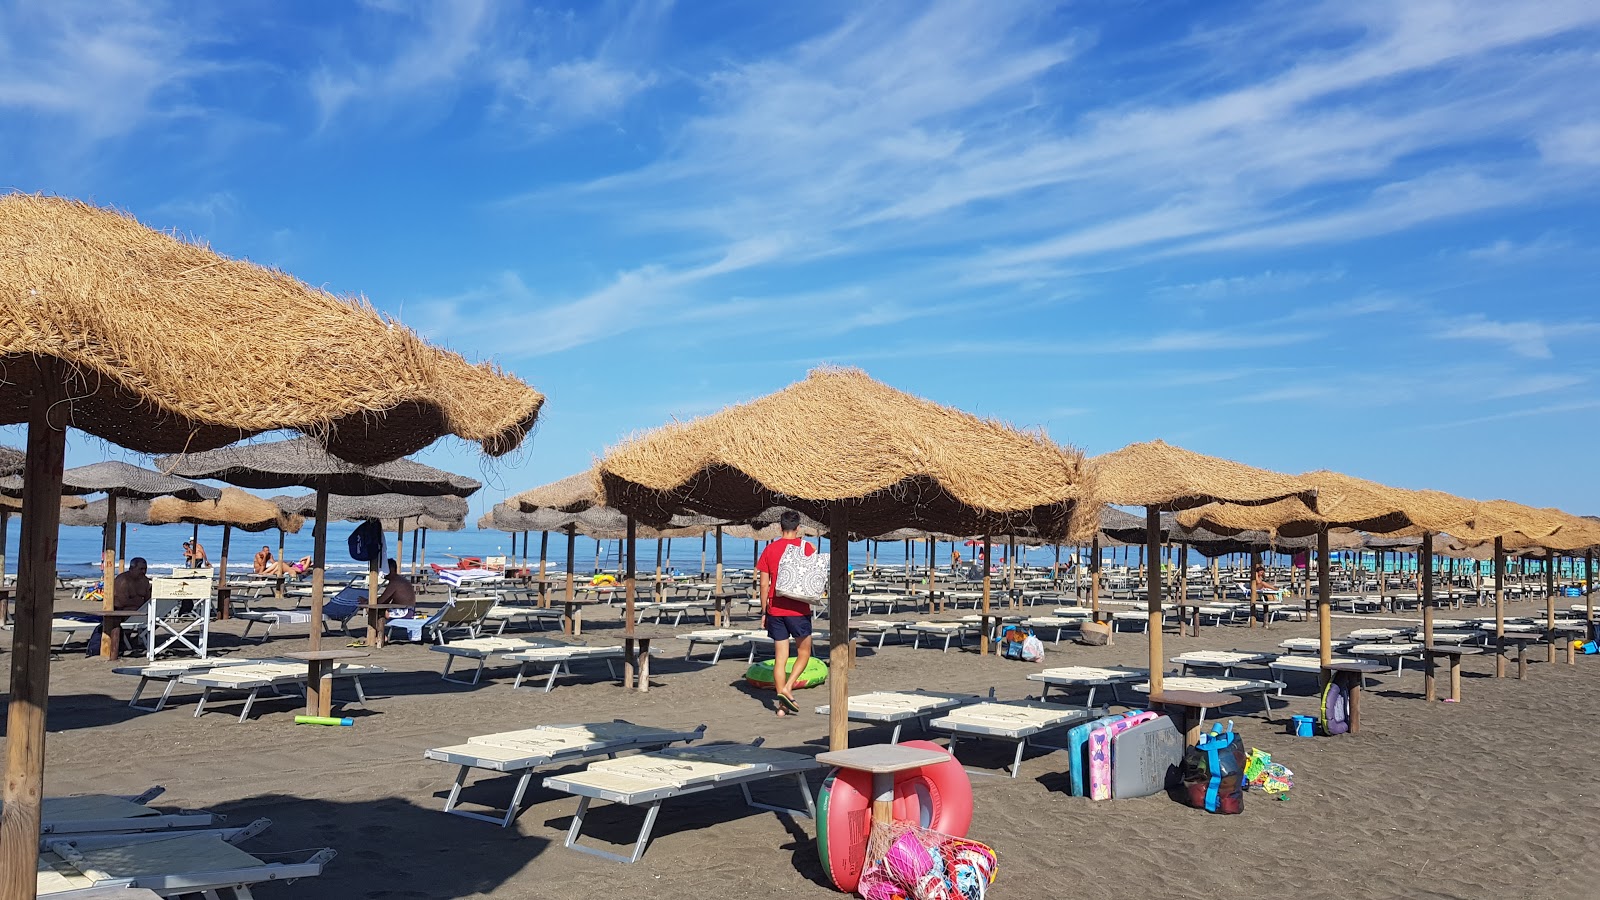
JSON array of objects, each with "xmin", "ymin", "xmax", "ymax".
[{"xmin": 745, "ymin": 657, "xmax": 828, "ymax": 689}]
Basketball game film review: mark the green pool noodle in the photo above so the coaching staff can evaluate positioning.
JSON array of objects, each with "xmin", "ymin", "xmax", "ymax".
[{"xmin": 295, "ymin": 715, "xmax": 354, "ymax": 726}]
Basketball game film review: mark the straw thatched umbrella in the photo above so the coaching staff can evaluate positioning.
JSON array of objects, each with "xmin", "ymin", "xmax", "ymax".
[
  {"xmin": 148, "ymin": 488, "xmax": 306, "ymax": 616},
  {"xmin": 0, "ymin": 193, "xmax": 543, "ymax": 891},
  {"xmin": 595, "ymin": 368, "xmax": 1086, "ymax": 750},
  {"xmin": 1084, "ymin": 440, "xmax": 1314, "ymax": 695},
  {"xmin": 161, "ymin": 439, "xmax": 482, "ymax": 649}
]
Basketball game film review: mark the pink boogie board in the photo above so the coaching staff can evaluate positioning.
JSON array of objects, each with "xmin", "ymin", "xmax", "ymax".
[{"xmin": 1087, "ymin": 711, "xmax": 1157, "ymax": 800}]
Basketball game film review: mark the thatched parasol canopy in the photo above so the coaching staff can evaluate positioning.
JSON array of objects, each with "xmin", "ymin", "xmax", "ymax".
[
  {"xmin": 479, "ymin": 503, "xmax": 576, "ymax": 533},
  {"xmin": 595, "ymin": 368, "xmax": 1086, "ymax": 538},
  {"xmin": 0, "ymin": 445, "xmax": 22, "ymax": 476},
  {"xmin": 27, "ymin": 496, "xmax": 98, "ymax": 521},
  {"xmin": 511, "ymin": 471, "xmax": 602, "ymax": 514},
  {"xmin": 1174, "ymin": 470, "xmax": 1479, "ymax": 539},
  {"xmin": 159, "ymin": 437, "xmax": 480, "ymax": 497},
  {"xmin": 1084, "ymin": 440, "xmax": 1313, "ymax": 513},
  {"xmin": 1443, "ymin": 499, "xmax": 1600, "ymax": 551},
  {"xmin": 272, "ymin": 490, "xmax": 469, "ymax": 523},
  {"xmin": 0, "ymin": 195, "xmax": 543, "ymax": 463},
  {"xmin": 386, "ymin": 514, "xmax": 464, "ymax": 533},
  {"xmin": 1, "ymin": 460, "xmax": 220, "ymax": 501},
  {"xmin": 148, "ymin": 487, "xmax": 304, "ymax": 534}
]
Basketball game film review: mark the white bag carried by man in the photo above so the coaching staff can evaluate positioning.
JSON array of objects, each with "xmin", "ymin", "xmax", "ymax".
[{"xmin": 774, "ymin": 541, "xmax": 830, "ymax": 605}]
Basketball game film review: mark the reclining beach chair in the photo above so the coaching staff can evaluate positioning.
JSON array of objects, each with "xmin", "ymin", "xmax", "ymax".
[
  {"xmin": 501, "ymin": 644, "xmax": 644, "ymax": 692},
  {"xmin": 181, "ymin": 659, "xmax": 384, "ymax": 722},
  {"xmin": 36, "ymin": 819, "xmax": 334, "ymax": 898},
  {"xmin": 542, "ymin": 740, "xmax": 818, "ymax": 863},
  {"xmin": 386, "ymin": 595, "xmax": 494, "ymax": 645},
  {"xmin": 1026, "ymin": 665, "xmax": 1148, "ymax": 707},
  {"xmin": 815, "ymin": 689, "xmax": 992, "ymax": 743},
  {"xmin": 1170, "ymin": 650, "xmax": 1276, "ymax": 677},
  {"xmin": 113, "ymin": 657, "xmax": 260, "ymax": 712},
  {"xmin": 1267, "ymin": 655, "xmax": 1388, "ymax": 695},
  {"xmin": 677, "ymin": 628, "xmax": 765, "ymax": 664},
  {"xmin": 428, "ymin": 635, "xmax": 567, "ymax": 685},
  {"xmin": 424, "ymin": 721, "xmax": 708, "ymax": 827},
  {"xmin": 1132, "ymin": 675, "xmax": 1288, "ymax": 720},
  {"xmin": 39, "ymin": 786, "xmax": 220, "ymax": 837},
  {"xmin": 929, "ymin": 700, "xmax": 1099, "ymax": 778},
  {"xmin": 319, "ymin": 586, "xmax": 365, "ymax": 637}
]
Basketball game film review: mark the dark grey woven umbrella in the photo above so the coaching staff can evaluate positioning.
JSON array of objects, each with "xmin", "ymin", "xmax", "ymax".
[
  {"xmin": 60, "ymin": 498, "xmax": 152, "ymax": 529},
  {"xmin": 158, "ymin": 439, "xmax": 481, "ymax": 649},
  {"xmin": 0, "ymin": 460, "xmax": 220, "ymax": 501},
  {"xmin": 274, "ymin": 492, "xmax": 470, "ymax": 578},
  {"xmin": 0, "ymin": 445, "xmax": 22, "ymax": 477}
]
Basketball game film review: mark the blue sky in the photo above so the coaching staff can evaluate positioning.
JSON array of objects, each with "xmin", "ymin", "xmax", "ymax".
[{"xmin": 3, "ymin": 0, "xmax": 1599, "ymax": 520}]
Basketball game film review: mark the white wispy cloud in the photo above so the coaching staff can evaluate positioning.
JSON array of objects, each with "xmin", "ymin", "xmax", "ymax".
[
  {"xmin": 1433, "ymin": 314, "xmax": 1600, "ymax": 359},
  {"xmin": 1461, "ymin": 233, "xmax": 1573, "ymax": 264},
  {"xmin": 1161, "ymin": 267, "xmax": 1346, "ymax": 300}
]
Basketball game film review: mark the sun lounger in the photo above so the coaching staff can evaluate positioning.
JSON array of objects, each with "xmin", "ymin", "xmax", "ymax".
[
  {"xmin": 39, "ymin": 787, "xmax": 219, "ymax": 837},
  {"xmin": 848, "ymin": 620, "xmax": 904, "ymax": 648},
  {"xmin": 1347, "ymin": 642, "xmax": 1423, "ymax": 674},
  {"xmin": 1132, "ymin": 676, "xmax": 1286, "ymax": 720},
  {"xmin": 814, "ymin": 689, "xmax": 991, "ymax": 743},
  {"xmin": 112, "ymin": 658, "xmax": 261, "ymax": 712},
  {"xmin": 677, "ymin": 628, "xmax": 765, "ymax": 664},
  {"xmin": 1278, "ymin": 637, "xmax": 1355, "ymax": 655},
  {"xmin": 1111, "ymin": 610, "xmax": 1148, "ymax": 632},
  {"xmin": 1267, "ymin": 655, "xmax": 1389, "ymax": 694},
  {"xmin": 900, "ymin": 621, "xmax": 977, "ymax": 652},
  {"xmin": 1346, "ymin": 627, "xmax": 1412, "ymax": 643},
  {"xmin": 485, "ymin": 603, "xmax": 563, "ymax": 634},
  {"xmin": 501, "ymin": 644, "xmax": 650, "ymax": 692},
  {"xmin": 1170, "ymin": 650, "xmax": 1276, "ymax": 677},
  {"xmin": 52, "ymin": 617, "xmax": 100, "ymax": 651},
  {"xmin": 636, "ymin": 601, "xmax": 713, "ymax": 626},
  {"xmin": 929, "ymin": 700, "xmax": 1098, "ymax": 778},
  {"xmin": 428, "ymin": 635, "xmax": 567, "ymax": 685},
  {"xmin": 36, "ymin": 819, "xmax": 333, "ymax": 897},
  {"xmin": 542, "ymin": 740, "xmax": 818, "ymax": 863},
  {"xmin": 424, "ymin": 721, "xmax": 708, "ymax": 827},
  {"xmin": 1026, "ymin": 665, "xmax": 1148, "ymax": 706},
  {"xmin": 181, "ymin": 659, "xmax": 383, "ymax": 722},
  {"xmin": 234, "ymin": 607, "xmax": 314, "ymax": 643}
]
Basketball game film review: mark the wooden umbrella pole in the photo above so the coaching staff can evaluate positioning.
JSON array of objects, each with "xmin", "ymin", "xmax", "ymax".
[
  {"xmin": 1145, "ymin": 507, "xmax": 1164, "ymax": 695},
  {"xmin": 418, "ymin": 527, "xmax": 428, "ymax": 579},
  {"xmin": 665, "ymin": 537, "xmax": 672, "ymax": 574},
  {"xmin": 0, "ymin": 511, "xmax": 8, "ymax": 625},
  {"xmin": 0, "ymin": 365, "xmax": 68, "ymax": 896},
  {"xmin": 1090, "ymin": 535, "xmax": 1101, "ymax": 615},
  {"xmin": 99, "ymin": 494, "xmax": 118, "ymax": 657},
  {"xmin": 277, "ymin": 527, "xmax": 288, "ymax": 601},
  {"xmin": 827, "ymin": 506, "xmax": 852, "ymax": 751},
  {"xmin": 309, "ymin": 488, "xmax": 329, "ymax": 651},
  {"xmin": 714, "ymin": 525, "xmax": 724, "ymax": 594},
  {"xmin": 117, "ymin": 521, "xmax": 127, "ymax": 573},
  {"xmin": 1420, "ymin": 532, "xmax": 1435, "ymax": 651},
  {"xmin": 217, "ymin": 523, "xmax": 232, "ymax": 620},
  {"xmin": 699, "ymin": 532, "xmax": 707, "ymax": 577},
  {"xmin": 653, "ymin": 537, "xmax": 663, "ymax": 600},
  {"xmin": 624, "ymin": 516, "xmax": 637, "ymax": 631},
  {"xmin": 1177, "ymin": 542, "xmax": 1189, "ymax": 634},
  {"xmin": 1318, "ymin": 530, "xmax": 1332, "ymax": 666},
  {"xmin": 1585, "ymin": 550, "xmax": 1594, "ymax": 642},
  {"xmin": 564, "ymin": 524, "xmax": 576, "ymax": 605},
  {"xmin": 1494, "ymin": 537, "xmax": 1506, "ymax": 677},
  {"xmin": 191, "ymin": 523, "xmax": 200, "ymax": 562},
  {"xmin": 1546, "ymin": 555, "xmax": 1556, "ymax": 664},
  {"xmin": 365, "ymin": 519, "xmax": 381, "ymax": 646},
  {"xmin": 979, "ymin": 535, "xmax": 992, "ymax": 656},
  {"xmin": 393, "ymin": 518, "xmax": 405, "ymax": 581}
]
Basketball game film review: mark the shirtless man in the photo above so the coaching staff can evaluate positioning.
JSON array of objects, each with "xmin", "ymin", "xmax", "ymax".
[
  {"xmin": 104, "ymin": 558, "xmax": 153, "ymax": 657},
  {"xmin": 253, "ymin": 546, "xmax": 274, "ymax": 574}
]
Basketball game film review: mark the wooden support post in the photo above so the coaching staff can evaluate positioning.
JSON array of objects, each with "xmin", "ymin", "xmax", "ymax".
[
  {"xmin": 216, "ymin": 523, "xmax": 232, "ymax": 620},
  {"xmin": 1146, "ymin": 506, "xmax": 1164, "ymax": 695},
  {"xmin": 1318, "ymin": 530, "xmax": 1332, "ymax": 666},
  {"xmin": 827, "ymin": 506, "xmax": 852, "ymax": 751},
  {"xmin": 365, "ymin": 519, "xmax": 381, "ymax": 647},
  {"xmin": 1422, "ymin": 532, "xmax": 1436, "ymax": 701},
  {"xmin": 1494, "ymin": 537, "xmax": 1506, "ymax": 678},
  {"xmin": 1090, "ymin": 535, "xmax": 1101, "ymax": 615},
  {"xmin": 564, "ymin": 524, "xmax": 576, "ymax": 605},
  {"xmin": 309, "ymin": 488, "xmax": 329, "ymax": 652},
  {"xmin": 1586, "ymin": 550, "xmax": 1594, "ymax": 642},
  {"xmin": 624, "ymin": 517, "xmax": 637, "ymax": 632},
  {"xmin": 99, "ymin": 494, "xmax": 119, "ymax": 657},
  {"xmin": 1546, "ymin": 555, "xmax": 1557, "ymax": 664},
  {"xmin": 0, "ymin": 362, "xmax": 68, "ymax": 897},
  {"xmin": 979, "ymin": 535, "xmax": 992, "ymax": 655}
]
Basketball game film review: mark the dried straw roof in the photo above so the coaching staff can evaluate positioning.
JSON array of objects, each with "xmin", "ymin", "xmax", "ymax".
[
  {"xmin": 1174, "ymin": 470, "xmax": 1479, "ymax": 539},
  {"xmin": 0, "ymin": 445, "xmax": 21, "ymax": 477},
  {"xmin": 148, "ymin": 488, "xmax": 305, "ymax": 533},
  {"xmin": 0, "ymin": 461, "xmax": 220, "ymax": 501},
  {"xmin": 272, "ymin": 491, "xmax": 469, "ymax": 523},
  {"xmin": 19, "ymin": 496, "xmax": 97, "ymax": 520},
  {"xmin": 0, "ymin": 195, "xmax": 543, "ymax": 463},
  {"xmin": 1084, "ymin": 440, "xmax": 1314, "ymax": 512},
  {"xmin": 1450, "ymin": 500, "xmax": 1600, "ymax": 552},
  {"xmin": 159, "ymin": 437, "xmax": 480, "ymax": 497},
  {"xmin": 511, "ymin": 472, "xmax": 601, "ymax": 514},
  {"xmin": 595, "ymin": 368, "xmax": 1086, "ymax": 539}
]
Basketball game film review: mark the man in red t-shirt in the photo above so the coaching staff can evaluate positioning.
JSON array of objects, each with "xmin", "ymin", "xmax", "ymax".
[{"xmin": 755, "ymin": 510, "xmax": 813, "ymax": 716}]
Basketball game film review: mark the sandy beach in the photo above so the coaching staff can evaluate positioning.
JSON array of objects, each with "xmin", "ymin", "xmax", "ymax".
[{"xmin": 9, "ymin": 589, "xmax": 1595, "ymax": 900}]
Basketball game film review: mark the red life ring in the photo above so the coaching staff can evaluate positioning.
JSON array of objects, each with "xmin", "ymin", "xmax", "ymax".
[{"xmin": 816, "ymin": 740, "xmax": 973, "ymax": 892}]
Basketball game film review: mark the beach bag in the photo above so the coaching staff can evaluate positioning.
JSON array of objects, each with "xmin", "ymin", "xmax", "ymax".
[
  {"xmin": 998, "ymin": 626, "xmax": 1037, "ymax": 661},
  {"xmin": 1181, "ymin": 724, "xmax": 1245, "ymax": 814},
  {"xmin": 1243, "ymin": 748, "xmax": 1293, "ymax": 800},
  {"xmin": 1077, "ymin": 620, "xmax": 1110, "ymax": 646},
  {"xmin": 348, "ymin": 519, "xmax": 385, "ymax": 563},
  {"xmin": 857, "ymin": 820, "xmax": 997, "ymax": 900},
  {"xmin": 1320, "ymin": 671, "xmax": 1356, "ymax": 736},
  {"xmin": 775, "ymin": 540, "xmax": 829, "ymax": 605}
]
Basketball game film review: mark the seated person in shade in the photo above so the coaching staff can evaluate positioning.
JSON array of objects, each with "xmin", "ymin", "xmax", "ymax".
[
  {"xmin": 253, "ymin": 546, "xmax": 275, "ymax": 574},
  {"xmin": 376, "ymin": 558, "xmax": 416, "ymax": 618},
  {"xmin": 112, "ymin": 557, "xmax": 152, "ymax": 612}
]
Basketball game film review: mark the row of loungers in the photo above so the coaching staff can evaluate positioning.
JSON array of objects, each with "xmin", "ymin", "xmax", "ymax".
[
  {"xmin": 112, "ymin": 657, "xmax": 382, "ymax": 721},
  {"xmin": 34, "ymin": 787, "xmax": 334, "ymax": 897}
]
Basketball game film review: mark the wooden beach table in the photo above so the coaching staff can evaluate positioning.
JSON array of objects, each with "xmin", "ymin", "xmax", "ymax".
[
  {"xmin": 622, "ymin": 627, "xmax": 675, "ymax": 692},
  {"xmin": 358, "ymin": 602, "xmax": 413, "ymax": 648},
  {"xmin": 814, "ymin": 689, "xmax": 989, "ymax": 743},
  {"xmin": 816, "ymin": 744, "xmax": 950, "ymax": 827},
  {"xmin": 1148, "ymin": 690, "xmax": 1241, "ymax": 746},
  {"xmin": 1498, "ymin": 633, "xmax": 1547, "ymax": 680},
  {"xmin": 1026, "ymin": 665, "xmax": 1147, "ymax": 706},
  {"xmin": 1424, "ymin": 644, "xmax": 1484, "ymax": 702},
  {"xmin": 283, "ymin": 648, "xmax": 370, "ymax": 718},
  {"xmin": 560, "ymin": 597, "xmax": 602, "ymax": 636},
  {"xmin": 1322, "ymin": 662, "xmax": 1383, "ymax": 734},
  {"xmin": 1267, "ymin": 656, "xmax": 1388, "ymax": 695}
]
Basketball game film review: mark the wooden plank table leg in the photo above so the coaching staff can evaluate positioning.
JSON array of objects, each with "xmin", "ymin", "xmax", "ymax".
[
  {"xmin": 1347, "ymin": 679, "xmax": 1362, "ymax": 734},
  {"xmin": 1449, "ymin": 656, "xmax": 1462, "ymax": 701},
  {"xmin": 1424, "ymin": 653, "xmax": 1437, "ymax": 702},
  {"xmin": 1518, "ymin": 643, "xmax": 1528, "ymax": 680},
  {"xmin": 638, "ymin": 639, "xmax": 651, "ymax": 693},
  {"xmin": 623, "ymin": 638, "xmax": 637, "ymax": 690},
  {"xmin": 870, "ymin": 772, "xmax": 894, "ymax": 825},
  {"xmin": 304, "ymin": 660, "xmax": 325, "ymax": 716},
  {"xmin": 366, "ymin": 608, "xmax": 381, "ymax": 648}
]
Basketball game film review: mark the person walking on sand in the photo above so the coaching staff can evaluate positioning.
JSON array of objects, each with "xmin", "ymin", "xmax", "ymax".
[{"xmin": 755, "ymin": 510, "xmax": 815, "ymax": 717}]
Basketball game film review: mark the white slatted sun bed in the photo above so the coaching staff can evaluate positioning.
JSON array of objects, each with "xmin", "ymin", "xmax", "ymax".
[
  {"xmin": 181, "ymin": 660, "xmax": 383, "ymax": 722},
  {"xmin": 900, "ymin": 621, "xmax": 977, "ymax": 652},
  {"xmin": 425, "ymin": 721, "xmax": 707, "ymax": 827},
  {"xmin": 501, "ymin": 644, "xmax": 653, "ymax": 693},
  {"xmin": 676, "ymin": 629, "xmax": 765, "ymax": 664},
  {"xmin": 39, "ymin": 787, "xmax": 220, "ymax": 837},
  {"xmin": 929, "ymin": 700, "xmax": 1098, "ymax": 778},
  {"xmin": 234, "ymin": 608, "xmax": 313, "ymax": 643},
  {"xmin": 112, "ymin": 658, "xmax": 261, "ymax": 712},
  {"xmin": 1267, "ymin": 655, "xmax": 1389, "ymax": 695},
  {"xmin": 1346, "ymin": 642, "xmax": 1423, "ymax": 675},
  {"xmin": 542, "ymin": 741, "xmax": 818, "ymax": 864},
  {"xmin": 1278, "ymin": 637, "xmax": 1355, "ymax": 655},
  {"xmin": 428, "ymin": 636, "xmax": 567, "ymax": 685},
  {"xmin": 1170, "ymin": 650, "xmax": 1276, "ymax": 677},
  {"xmin": 814, "ymin": 689, "xmax": 991, "ymax": 743},
  {"xmin": 1132, "ymin": 676, "xmax": 1287, "ymax": 720},
  {"xmin": 1026, "ymin": 666, "xmax": 1148, "ymax": 706},
  {"xmin": 37, "ymin": 820, "xmax": 334, "ymax": 898}
]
